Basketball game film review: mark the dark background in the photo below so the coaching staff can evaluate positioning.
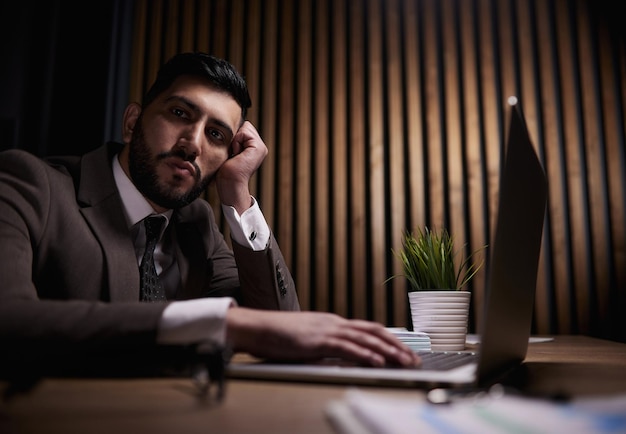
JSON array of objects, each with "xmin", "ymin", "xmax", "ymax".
[{"xmin": 0, "ymin": 0, "xmax": 133, "ymax": 157}]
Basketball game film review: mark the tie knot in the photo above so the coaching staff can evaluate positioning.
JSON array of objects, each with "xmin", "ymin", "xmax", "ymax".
[{"xmin": 144, "ymin": 216, "xmax": 165, "ymax": 243}]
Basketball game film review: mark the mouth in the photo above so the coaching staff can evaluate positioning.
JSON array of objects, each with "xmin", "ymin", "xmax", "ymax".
[{"xmin": 165, "ymin": 158, "xmax": 197, "ymax": 178}]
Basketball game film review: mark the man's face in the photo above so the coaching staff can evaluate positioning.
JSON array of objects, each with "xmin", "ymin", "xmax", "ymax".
[{"xmin": 128, "ymin": 75, "xmax": 242, "ymax": 210}]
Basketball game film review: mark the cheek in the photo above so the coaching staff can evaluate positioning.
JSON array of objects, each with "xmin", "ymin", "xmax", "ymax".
[
  {"xmin": 141, "ymin": 119, "xmax": 177, "ymax": 152},
  {"xmin": 200, "ymin": 148, "xmax": 229, "ymax": 174}
]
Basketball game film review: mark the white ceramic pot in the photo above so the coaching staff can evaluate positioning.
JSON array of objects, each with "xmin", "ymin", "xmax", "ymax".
[{"xmin": 408, "ymin": 290, "xmax": 470, "ymax": 351}]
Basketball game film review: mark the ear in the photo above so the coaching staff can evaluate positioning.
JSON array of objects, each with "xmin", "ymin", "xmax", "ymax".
[{"xmin": 122, "ymin": 103, "xmax": 142, "ymax": 143}]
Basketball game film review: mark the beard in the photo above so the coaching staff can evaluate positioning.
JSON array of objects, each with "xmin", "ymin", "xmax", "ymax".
[{"xmin": 128, "ymin": 119, "xmax": 214, "ymax": 209}]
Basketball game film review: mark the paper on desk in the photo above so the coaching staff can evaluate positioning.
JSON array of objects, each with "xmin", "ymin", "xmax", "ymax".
[
  {"xmin": 387, "ymin": 327, "xmax": 431, "ymax": 352},
  {"xmin": 326, "ymin": 388, "xmax": 626, "ymax": 434},
  {"xmin": 465, "ymin": 334, "xmax": 555, "ymax": 345}
]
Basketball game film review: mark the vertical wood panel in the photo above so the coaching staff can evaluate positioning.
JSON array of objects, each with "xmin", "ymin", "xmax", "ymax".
[
  {"xmin": 384, "ymin": 0, "xmax": 407, "ymax": 326},
  {"xmin": 423, "ymin": 1, "xmax": 446, "ymax": 228},
  {"xmin": 535, "ymin": 0, "xmax": 571, "ymax": 334},
  {"xmin": 295, "ymin": 0, "xmax": 313, "ymax": 309},
  {"xmin": 195, "ymin": 0, "xmax": 210, "ymax": 52},
  {"xmin": 313, "ymin": 0, "xmax": 331, "ymax": 312},
  {"xmin": 329, "ymin": 0, "xmax": 348, "ymax": 315},
  {"xmin": 459, "ymin": 0, "xmax": 488, "ymax": 328},
  {"xmin": 180, "ymin": 1, "xmax": 195, "ymax": 51},
  {"xmin": 555, "ymin": 0, "xmax": 590, "ymax": 335},
  {"xmin": 401, "ymin": 0, "xmax": 429, "ymax": 327},
  {"xmin": 442, "ymin": 0, "xmax": 469, "ymax": 295},
  {"xmin": 211, "ymin": 0, "xmax": 230, "ymax": 59},
  {"xmin": 478, "ymin": 0, "xmax": 502, "ymax": 239},
  {"xmin": 244, "ymin": 0, "xmax": 262, "ymax": 198},
  {"xmin": 163, "ymin": 0, "xmax": 179, "ymax": 59},
  {"xmin": 576, "ymin": 0, "xmax": 609, "ymax": 338},
  {"xmin": 496, "ymin": 0, "xmax": 516, "ymax": 98},
  {"xmin": 347, "ymin": 0, "xmax": 368, "ymax": 319},
  {"xmin": 229, "ymin": 1, "xmax": 245, "ymax": 69},
  {"xmin": 258, "ymin": 0, "xmax": 278, "ymax": 230},
  {"xmin": 128, "ymin": 0, "xmax": 626, "ymax": 342},
  {"xmin": 367, "ymin": 0, "xmax": 386, "ymax": 322},
  {"xmin": 144, "ymin": 0, "xmax": 165, "ymax": 93},
  {"xmin": 403, "ymin": 0, "xmax": 426, "ymax": 240},
  {"xmin": 275, "ymin": 0, "xmax": 295, "ymax": 281}
]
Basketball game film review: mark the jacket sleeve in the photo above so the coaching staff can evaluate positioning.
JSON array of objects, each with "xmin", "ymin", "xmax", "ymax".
[{"xmin": 231, "ymin": 234, "xmax": 300, "ymax": 311}]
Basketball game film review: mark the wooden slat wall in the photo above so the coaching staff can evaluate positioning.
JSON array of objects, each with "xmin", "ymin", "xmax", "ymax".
[{"xmin": 129, "ymin": 0, "xmax": 626, "ymax": 342}]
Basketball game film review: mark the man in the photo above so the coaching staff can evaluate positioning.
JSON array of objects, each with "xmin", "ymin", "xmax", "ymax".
[{"xmin": 0, "ymin": 53, "xmax": 418, "ymax": 377}]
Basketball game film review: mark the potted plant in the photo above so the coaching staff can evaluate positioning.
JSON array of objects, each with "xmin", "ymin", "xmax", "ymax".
[{"xmin": 388, "ymin": 227, "xmax": 485, "ymax": 351}]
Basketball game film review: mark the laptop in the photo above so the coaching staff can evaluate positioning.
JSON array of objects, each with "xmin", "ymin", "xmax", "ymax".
[{"xmin": 226, "ymin": 96, "xmax": 548, "ymax": 389}]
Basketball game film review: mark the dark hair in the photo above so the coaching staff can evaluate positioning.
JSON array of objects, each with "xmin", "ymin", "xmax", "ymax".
[{"xmin": 142, "ymin": 52, "xmax": 252, "ymax": 119}]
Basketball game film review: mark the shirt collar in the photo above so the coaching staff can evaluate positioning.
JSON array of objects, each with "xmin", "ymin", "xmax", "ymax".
[{"xmin": 112, "ymin": 153, "xmax": 173, "ymax": 229}]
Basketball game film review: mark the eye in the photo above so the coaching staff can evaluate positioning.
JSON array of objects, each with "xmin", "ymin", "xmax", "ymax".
[
  {"xmin": 208, "ymin": 128, "xmax": 226, "ymax": 142},
  {"xmin": 172, "ymin": 107, "xmax": 188, "ymax": 118}
]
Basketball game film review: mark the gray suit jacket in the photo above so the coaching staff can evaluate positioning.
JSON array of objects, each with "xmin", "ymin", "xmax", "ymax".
[{"xmin": 0, "ymin": 143, "xmax": 299, "ymax": 375}]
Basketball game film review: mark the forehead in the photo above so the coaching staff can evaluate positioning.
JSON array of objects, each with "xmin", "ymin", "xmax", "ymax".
[{"xmin": 153, "ymin": 75, "xmax": 243, "ymax": 127}]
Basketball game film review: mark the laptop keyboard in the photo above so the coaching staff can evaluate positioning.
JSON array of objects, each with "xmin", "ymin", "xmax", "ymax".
[{"xmin": 417, "ymin": 351, "xmax": 478, "ymax": 371}]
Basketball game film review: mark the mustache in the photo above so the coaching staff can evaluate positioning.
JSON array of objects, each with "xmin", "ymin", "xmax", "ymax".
[{"xmin": 156, "ymin": 149, "xmax": 201, "ymax": 177}]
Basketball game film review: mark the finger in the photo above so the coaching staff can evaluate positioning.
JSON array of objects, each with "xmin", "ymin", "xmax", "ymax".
[
  {"xmin": 348, "ymin": 320, "xmax": 411, "ymax": 349},
  {"xmin": 229, "ymin": 140, "xmax": 242, "ymax": 157},
  {"xmin": 333, "ymin": 325, "xmax": 420, "ymax": 367},
  {"xmin": 321, "ymin": 335, "xmax": 387, "ymax": 367},
  {"xmin": 232, "ymin": 121, "xmax": 257, "ymax": 146}
]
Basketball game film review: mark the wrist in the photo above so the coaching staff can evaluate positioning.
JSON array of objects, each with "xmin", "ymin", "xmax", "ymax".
[{"xmin": 217, "ymin": 183, "xmax": 252, "ymax": 215}]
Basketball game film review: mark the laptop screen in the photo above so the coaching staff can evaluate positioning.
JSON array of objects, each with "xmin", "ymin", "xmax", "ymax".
[{"xmin": 476, "ymin": 97, "xmax": 548, "ymax": 386}]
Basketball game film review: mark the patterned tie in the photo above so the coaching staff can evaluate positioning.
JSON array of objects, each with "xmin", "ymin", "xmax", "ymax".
[{"xmin": 139, "ymin": 216, "xmax": 167, "ymax": 302}]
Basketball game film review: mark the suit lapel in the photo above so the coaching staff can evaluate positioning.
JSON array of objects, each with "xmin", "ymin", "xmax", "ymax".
[{"xmin": 77, "ymin": 143, "xmax": 140, "ymax": 302}]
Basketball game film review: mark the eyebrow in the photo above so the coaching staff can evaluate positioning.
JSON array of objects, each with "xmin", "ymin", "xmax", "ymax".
[{"xmin": 164, "ymin": 95, "xmax": 235, "ymax": 138}]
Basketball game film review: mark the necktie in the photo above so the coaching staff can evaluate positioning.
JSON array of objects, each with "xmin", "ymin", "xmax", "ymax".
[{"xmin": 139, "ymin": 216, "xmax": 167, "ymax": 302}]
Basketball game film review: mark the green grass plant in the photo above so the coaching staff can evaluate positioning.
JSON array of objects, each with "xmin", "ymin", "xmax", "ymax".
[{"xmin": 388, "ymin": 227, "xmax": 485, "ymax": 291}]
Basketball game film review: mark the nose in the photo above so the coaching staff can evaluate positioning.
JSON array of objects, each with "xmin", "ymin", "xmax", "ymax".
[{"xmin": 176, "ymin": 123, "xmax": 204, "ymax": 159}]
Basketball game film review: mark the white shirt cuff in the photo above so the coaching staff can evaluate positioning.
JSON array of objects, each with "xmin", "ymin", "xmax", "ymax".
[
  {"xmin": 221, "ymin": 197, "xmax": 270, "ymax": 251},
  {"xmin": 156, "ymin": 297, "xmax": 236, "ymax": 346}
]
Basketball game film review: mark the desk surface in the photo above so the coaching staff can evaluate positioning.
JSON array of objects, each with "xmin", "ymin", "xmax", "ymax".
[{"xmin": 2, "ymin": 335, "xmax": 625, "ymax": 434}]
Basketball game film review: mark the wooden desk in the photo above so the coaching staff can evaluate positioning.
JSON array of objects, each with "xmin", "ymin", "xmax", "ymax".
[{"xmin": 1, "ymin": 336, "xmax": 625, "ymax": 434}]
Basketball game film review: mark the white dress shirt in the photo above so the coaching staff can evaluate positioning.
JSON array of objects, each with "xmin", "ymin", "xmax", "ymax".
[{"xmin": 112, "ymin": 154, "xmax": 270, "ymax": 347}]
